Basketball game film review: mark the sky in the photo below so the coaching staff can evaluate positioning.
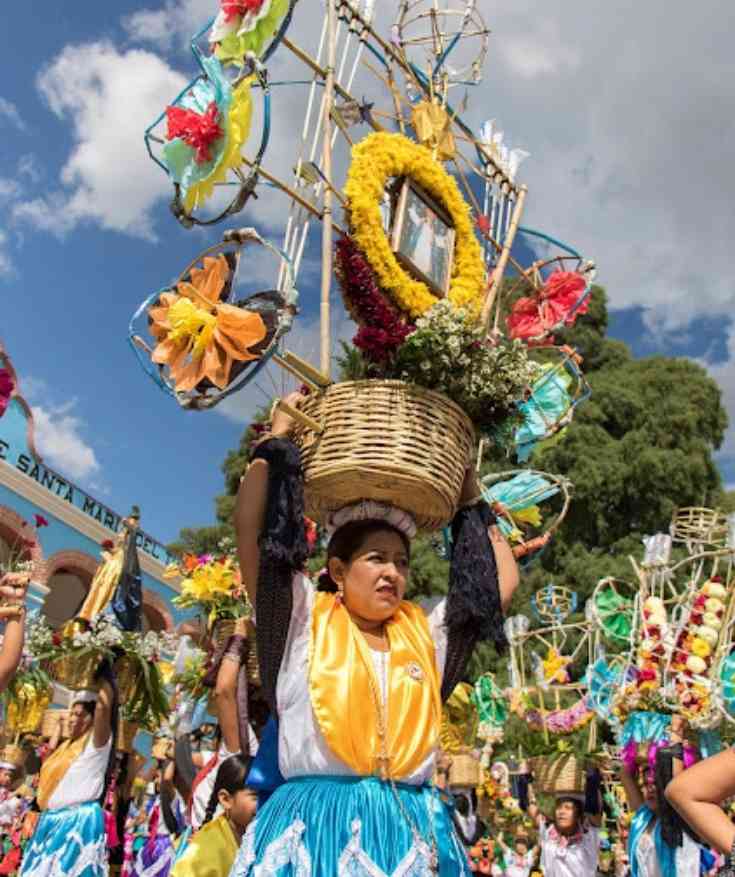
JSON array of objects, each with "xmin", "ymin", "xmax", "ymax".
[{"xmin": 0, "ymin": 0, "xmax": 733, "ymax": 545}]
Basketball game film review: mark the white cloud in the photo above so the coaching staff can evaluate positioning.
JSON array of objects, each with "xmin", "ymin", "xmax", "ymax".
[
  {"xmin": 17, "ymin": 154, "xmax": 42, "ymax": 184},
  {"xmin": 14, "ymin": 42, "xmax": 187, "ymax": 240},
  {"xmin": 32, "ymin": 401, "xmax": 101, "ymax": 481},
  {"xmin": 0, "ymin": 230, "xmax": 13, "ymax": 277},
  {"xmin": 122, "ymin": 0, "xmax": 212, "ymax": 50},
  {"xmin": 0, "ymin": 179, "xmax": 21, "ymax": 203},
  {"xmin": 0, "ymin": 97, "xmax": 25, "ymax": 131}
]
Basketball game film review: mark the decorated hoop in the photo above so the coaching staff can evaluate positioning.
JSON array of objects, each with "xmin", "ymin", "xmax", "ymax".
[
  {"xmin": 129, "ymin": 228, "xmax": 297, "ymax": 410},
  {"xmin": 206, "ymin": 0, "xmax": 298, "ymax": 68},
  {"xmin": 343, "ymin": 131, "xmax": 486, "ymax": 319},
  {"xmin": 505, "ymin": 250, "xmax": 595, "ymax": 346},
  {"xmin": 291, "ymin": 379, "xmax": 475, "ymax": 530},
  {"xmin": 500, "ymin": 345, "xmax": 591, "ymax": 462},
  {"xmin": 480, "ymin": 469, "xmax": 572, "ymax": 562},
  {"xmin": 532, "ymin": 584, "xmax": 577, "ymax": 625},
  {"xmin": 145, "ymin": 47, "xmax": 269, "ymax": 228},
  {"xmin": 590, "ymin": 577, "xmax": 636, "ymax": 646},
  {"xmin": 394, "ymin": 0, "xmax": 490, "ymax": 89}
]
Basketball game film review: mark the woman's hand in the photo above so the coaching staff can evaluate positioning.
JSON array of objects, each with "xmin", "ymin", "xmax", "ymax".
[
  {"xmin": 459, "ymin": 466, "xmax": 481, "ymax": 506},
  {"xmin": 271, "ymin": 391, "xmax": 306, "ymax": 438},
  {"xmin": 0, "ymin": 573, "xmax": 29, "ymax": 606}
]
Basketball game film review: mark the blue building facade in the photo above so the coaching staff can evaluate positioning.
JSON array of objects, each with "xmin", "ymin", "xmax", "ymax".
[{"xmin": 0, "ymin": 343, "xmax": 184, "ymax": 634}]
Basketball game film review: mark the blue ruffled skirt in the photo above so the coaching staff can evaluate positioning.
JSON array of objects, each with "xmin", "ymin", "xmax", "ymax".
[
  {"xmin": 20, "ymin": 801, "xmax": 107, "ymax": 877},
  {"xmin": 230, "ymin": 775, "xmax": 471, "ymax": 876}
]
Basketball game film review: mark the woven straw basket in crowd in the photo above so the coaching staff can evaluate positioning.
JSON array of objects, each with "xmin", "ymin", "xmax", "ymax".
[
  {"xmin": 292, "ymin": 381, "xmax": 475, "ymax": 531},
  {"xmin": 40, "ymin": 709, "xmax": 70, "ymax": 739},
  {"xmin": 448, "ymin": 752, "xmax": 481, "ymax": 788},
  {"xmin": 530, "ymin": 755, "xmax": 586, "ymax": 795}
]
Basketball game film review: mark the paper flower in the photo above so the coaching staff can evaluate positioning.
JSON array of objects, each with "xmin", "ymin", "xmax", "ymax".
[
  {"xmin": 507, "ymin": 270, "xmax": 590, "ymax": 343},
  {"xmin": 703, "ymin": 611, "xmax": 723, "ymax": 630},
  {"xmin": 541, "ymin": 647, "xmax": 571, "ymax": 685},
  {"xmin": 703, "ymin": 580, "xmax": 727, "ymax": 600},
  {"xmin": 696, "ymin": 625, "xmax": 719, "ymax": 646},
  {"xmin": 149, "ymin": 254, "xmax": 266, "ymax": 393},
  {"xmin": 0, "ymin": 368, "xmax": 14, "ymax": 418},
  {"xmin": 162, "ymin": 55, "xmax": 253, "ymax": 214},
  {"xmin": 690, "ymin": 637, "xmax": 712, "ymax": 659},
  {"xmin": 686, "ymin": 655, "xmax": 707, "ymax": 674},
  {"xmin": 210, "ymin": 0, "xmax": 290, "ymax": 64}
]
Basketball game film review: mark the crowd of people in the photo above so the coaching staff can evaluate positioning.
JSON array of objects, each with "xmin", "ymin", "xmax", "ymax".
[{"xmin": 0, "ymin": 400, "xmax": 734, "ymax": 877}]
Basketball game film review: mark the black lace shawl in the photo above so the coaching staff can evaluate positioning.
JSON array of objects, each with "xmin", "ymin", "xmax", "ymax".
[
  {"xmin": 250, "ymin": 439, "xmax": 309, "ymax": 714},
  {"xmin": 441, "ymin": 501, "xmax": 508, "ymax": 700}
]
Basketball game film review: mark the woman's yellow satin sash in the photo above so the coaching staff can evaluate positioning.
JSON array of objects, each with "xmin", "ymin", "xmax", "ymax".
[
  {"xmin": 171, "ymin": 814, "xmax": 238, "ymax": 877},
  {"xmin": 37, "ymin": 730, "xmax": 92, "ymax": 811},
  {"xmin": 309, "ymin": 593, "xmax": 441, "ymax": 780}
]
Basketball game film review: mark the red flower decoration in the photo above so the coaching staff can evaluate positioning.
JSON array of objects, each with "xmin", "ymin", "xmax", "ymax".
[
  {"xmin": 101, "ymin": 539, "xmax": 115, "ymax": 551},
  {"xmin": 335, "ymin": 237, "xmax": 414, "ymax": 364},
  {"xmin": 221, "ymin": 0, "xmax": 265, "ymax": 21},
  {"xmin": 52, "ymin": 632, "xmax": 62, "ymax": 647},
  {"xmin": 166, "ymin": 101, "xmax": 224, "ymax": 164},
  {"xmin": 507, "ymin": 270, "xmax": 590, "ymax": 343},
  {"xmin": 33, "ymin": 514, "xmax": 49, "ymax": 528},
  {"xmin": 0, "ymin": 369, "xmax": 13, "ymax": 418},
  {"xmin": 476, "ymin": 214, "xmax": 491, "ymax": 235}
]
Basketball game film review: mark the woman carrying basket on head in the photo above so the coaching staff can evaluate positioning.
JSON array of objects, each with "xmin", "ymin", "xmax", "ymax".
[{"xmin": 229, "ymin": 393, "xmax": 520, "ymax": 876}]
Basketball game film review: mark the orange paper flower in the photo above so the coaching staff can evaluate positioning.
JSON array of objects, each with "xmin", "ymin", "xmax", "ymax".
[{"xmin": 149, "ymin": 254, "xmax": 266, "ymax": 392}]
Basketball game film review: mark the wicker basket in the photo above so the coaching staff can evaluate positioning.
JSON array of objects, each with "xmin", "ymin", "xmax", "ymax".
[
  {"xmin": 41, "ymin": 710, "xmax": 69, "ymax": 740},
  {"xmin": 530, "ymin": 755, "xmax": 586, "ymax": 795},
  {"xmin": 211, "ymin": 618, "xmax": 261, "ymax": 687},
  {"xmin": 117, "ymin": 719, "xmax": 139, "ymax": 754},
  {"xmin": 292, "ymin": 381, "xmax": 475, "ymax": 531},
  {"xmin": 448, "ymin": 752, "xmax": 481, "ymax": 788},
  {"xmin": 49, "ymin": 652, "xmax": 100, "ymax": 692}
]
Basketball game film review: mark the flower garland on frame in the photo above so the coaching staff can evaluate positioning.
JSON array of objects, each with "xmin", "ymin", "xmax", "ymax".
[
  {"xmin": 334, "ymin": 236, "xmax": 414, "ymax": 364},
  {"xmin": 344, "ymin": 131, "xmax": 486, "ymax": 319},
  {"xmin": 670, "ymin": 577, "xmax": 727, "ymax": 722}
]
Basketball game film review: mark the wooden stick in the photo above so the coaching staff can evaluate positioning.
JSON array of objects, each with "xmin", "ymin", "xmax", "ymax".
[
  {"xmin": 320, "ymin": 0, "xmax": 337, "ymax": 377},
  {"xmin": 275, "ymin": 400, "xmax": 324, "ymax": 435},
  {"xmin": 481, "ymin": 185, "xmax": 527, "ymax": 332},
  {"xmin": 274, "ymin": 350, "xmax": 331, "ymax": 387}
]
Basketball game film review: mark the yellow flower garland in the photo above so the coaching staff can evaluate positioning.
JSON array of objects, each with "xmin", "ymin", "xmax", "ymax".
[{"xmin": 344, "ymin": 132, "xmax": 486, "ymax": 319}]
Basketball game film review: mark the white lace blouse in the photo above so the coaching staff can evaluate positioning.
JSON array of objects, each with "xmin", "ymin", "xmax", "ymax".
[{"xmin": 275, "ymin": 573, "xmax": 448, "ymax": 786}]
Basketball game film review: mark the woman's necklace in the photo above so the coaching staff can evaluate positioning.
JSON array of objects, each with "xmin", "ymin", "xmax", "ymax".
[{"xmin": 364, "ymin": 625, "xmax": 438, "ymax": 874}]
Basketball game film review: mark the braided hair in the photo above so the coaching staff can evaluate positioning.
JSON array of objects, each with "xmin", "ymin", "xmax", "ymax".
[{"xmin": 201, "ymin": 753, "xmax": 253, "ymax": 828}]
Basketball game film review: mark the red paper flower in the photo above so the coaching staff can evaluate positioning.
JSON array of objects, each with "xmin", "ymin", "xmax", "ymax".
[
  {"xmin": 476, "ymin": 214, "xmax": 491, "ymax": 235},
  {"xmin": 101, "ymin": 539, "xmax": 115, "ymax": 551},
  {"xmin": 0, "ymin": 369, "xmax": 13, "ymax": 418},
  {"xmin": 507, "ymin": 270, "xmax": 589, "ymax": 343},
  {"xmin": 221, "ymin": 0, "xmax": 265, "ymax": 22},
  {"xmin": 33, "ymin": 514, "xmax": 49, "ymax": 528},
  {"xmin": 166, "ymin": 101, "xmax": 224, "ymax": 164}
]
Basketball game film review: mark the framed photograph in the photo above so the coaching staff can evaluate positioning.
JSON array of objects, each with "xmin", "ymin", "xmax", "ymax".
[{"xmin": 390, "ymin": 178, "xmax": 455, "ymax": 297}]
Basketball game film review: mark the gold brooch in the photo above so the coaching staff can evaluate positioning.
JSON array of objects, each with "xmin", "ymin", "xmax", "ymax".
[{"xmin": 406, "ymin": 662, "xmax": 424, "ymax": 682}]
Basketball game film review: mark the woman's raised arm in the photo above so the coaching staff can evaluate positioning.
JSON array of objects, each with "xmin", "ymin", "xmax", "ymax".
[{"xmin": 665, "ymin": 748, "xmax": 735, "ymax": 854}]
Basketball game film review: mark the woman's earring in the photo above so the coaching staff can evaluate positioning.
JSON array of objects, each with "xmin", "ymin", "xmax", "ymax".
[{"xmin": 336, "ymin": 585, "xmax": 344, "ymax": 605}]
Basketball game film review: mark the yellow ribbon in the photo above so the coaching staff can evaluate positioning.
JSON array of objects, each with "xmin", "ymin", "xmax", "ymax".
[
  {"xmin": 37, "ymin": 730, "xmax": 92, "ymax": 811},
  {"xmin": 411, "ymin": 100, "xmax": 456, "ymax": 160},
  {"xmin": 440, "ymin": 682, "xmax": 479, "ymax": 754},
  {"xmin": 309, "ymin": 593, "xmax": 441, "ymax": 780}
]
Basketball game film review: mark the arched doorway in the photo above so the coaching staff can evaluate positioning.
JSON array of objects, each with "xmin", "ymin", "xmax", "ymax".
[
  {"xmin": 141, "ymin": 590, "xmax": 174, "ymax": 634},
  {"xmin": 40, "ymin": 550, "xmax": 99, "ymax": 629}
]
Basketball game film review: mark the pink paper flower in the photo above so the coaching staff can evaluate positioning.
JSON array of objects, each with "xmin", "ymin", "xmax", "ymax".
[{"xmin": 0, "ymin": 368, "xmax": 14, "ymax": 418}]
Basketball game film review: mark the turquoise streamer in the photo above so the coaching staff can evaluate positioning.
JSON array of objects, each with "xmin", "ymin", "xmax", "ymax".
[
  {"xmin": 585, "ymin": 657, "xmax": 622, "ymax": 721},
  {"xmin": 481, "ymin": 471, "xmax": 559, "ymax": 539},
  {"xmin": 513, "ymin": 364, "xmax": 573, "ymax": 462},
  {"xmin": 621, "ymin": 712, "xmax": 671, "ymax": 746}
]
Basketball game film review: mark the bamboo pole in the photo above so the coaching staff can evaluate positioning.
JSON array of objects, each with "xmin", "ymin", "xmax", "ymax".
[
  {"xmin": 320, "ymin": 0, "xmax": 337, "ymax": 377},
  {"xmin": 480, "ymin": 184, "xmax": 527, "ymax": 332}
]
